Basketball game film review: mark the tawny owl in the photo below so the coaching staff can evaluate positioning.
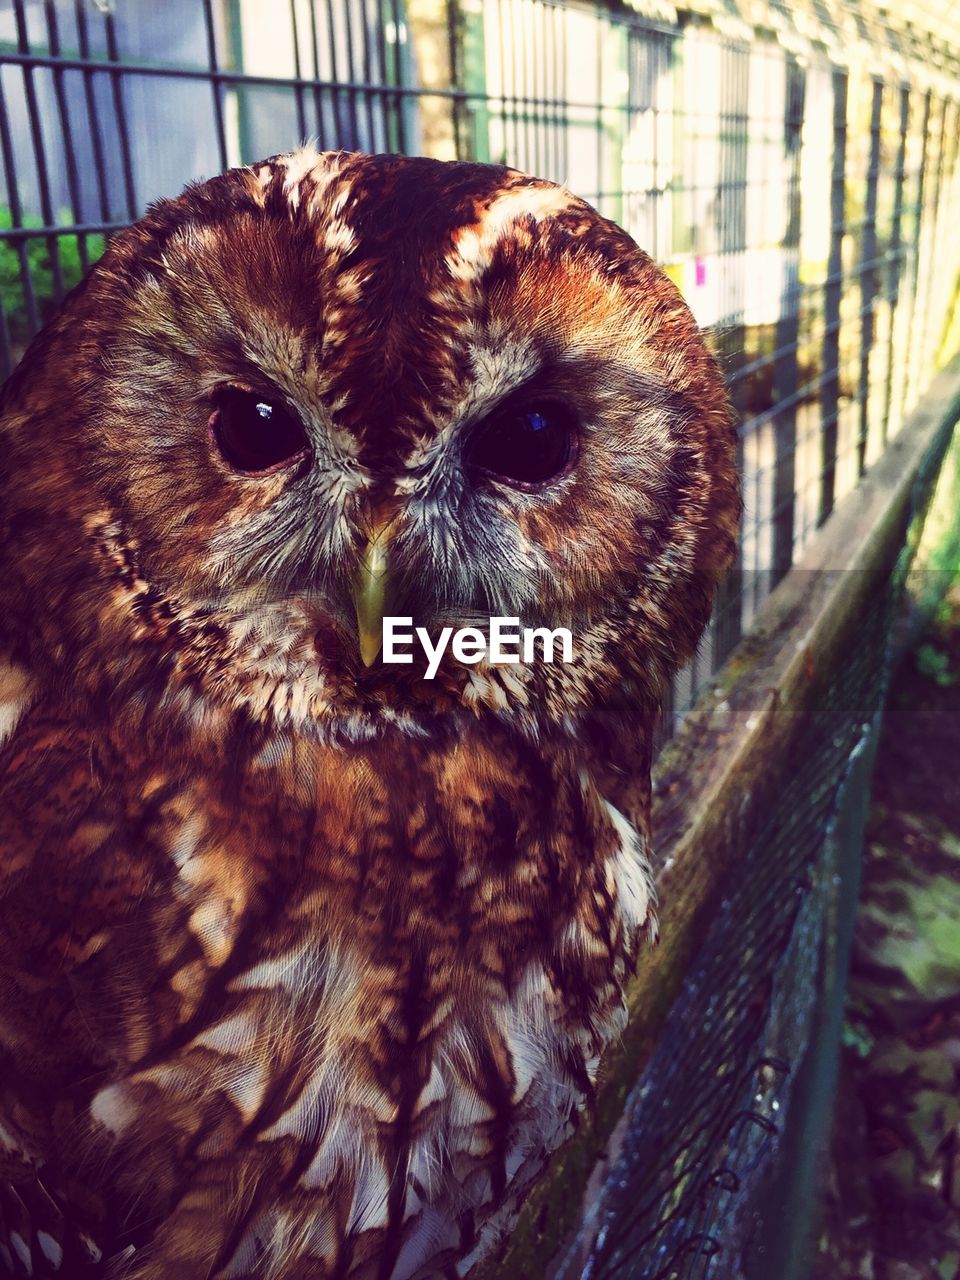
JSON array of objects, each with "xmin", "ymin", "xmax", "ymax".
[{"xmin": 0, "ymin": 149, "xmax": 738, "ymax": 1279}]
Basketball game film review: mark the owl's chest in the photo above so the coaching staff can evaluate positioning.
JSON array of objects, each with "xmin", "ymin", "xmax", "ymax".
[
  {"xmin": 2, "ymin": 710, "xmax": 645, "ymax": 1277},
  {"xmin": 76, "ymin": 774, "xmax": 631, "ymax": 1277}
]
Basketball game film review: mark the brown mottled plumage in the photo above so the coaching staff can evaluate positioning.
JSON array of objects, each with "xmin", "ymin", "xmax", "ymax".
[{"xmin": 0, "ymin": 149, "xmax": 739, "ymax": 1279}]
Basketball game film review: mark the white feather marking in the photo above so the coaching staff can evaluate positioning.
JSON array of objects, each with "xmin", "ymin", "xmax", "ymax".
[
  {"xmin": 192, "ymin": 1011, "xmax": 257, "ymax": 1057},
  {"xmin": 259, "ymin": 1061, "xmax": 330, "ymax": 1144},
  {"xmin": 301, "ymin": 1208, "xmax": 338, "ymax": 1262},
  {"xmin": 483, "ymin": 182, "xmax": 578, "ymax": 232},
  {"xmin": 466, "ymin": 336, "xmax": 540, "ymax": 404},
  {"xmin": 324, "ymin": 219, "xmax": 356, "ymax": 257},
  {"xmin": 230, "ymin": 944, "xmax": 313, "ymax": 994},
  {"xmin": 37, "ymin": 1233, "xmax": 63, "ymax": 1270},
  {"xmin": 168, "ymin": 813, "xmax": 206, "ymax": 875},
  {"xmin": 345, "ymin": 1155, "xmax": 391, "ymax": 1232},
  {"xmin": 89, "ymin": 1083, "xmax": 137, "ymax": 1136},
  {"xmin": 412, "ymin": 1059, "xmax": 447, "ymax": 1117},
  {"xmin": 277, "ymin": 145, "xmax": 327, "ymax": 209},
  {"xmin": 10, "ymin": 1232, "xmax": 31, "ymax": 1274},
  {"xmin": 446, "ymin": 183, "xmax": 578, "ymax": 284},
  {"xmin": 188, "ymin": 897, "xmax": 237, "ymax": 966},
  {"xmin": 604, "ymin": 800, "xmax": 655, "ymax": 938},
  {"xmin": 446, "ymin": 1078, "xmax": 495, "ymax": 1132},
  {"xmin": 502, "ymin": 1016, "xmax": 547, "ymax": 1104},
  {"xmin": 225, "ymin": 1058, "xmax": 269, "ymax": 1121},
  {"xmin": 406, "ymin": 1131, "xmax": 445, "ymax": 1202},
  {"xmin": 393, "ymin": 1205, "xmax": 459, "ymax": 1278},
  {"xmin": 0, "ymin": 656, "xmax": 35, "ymax": 748}
]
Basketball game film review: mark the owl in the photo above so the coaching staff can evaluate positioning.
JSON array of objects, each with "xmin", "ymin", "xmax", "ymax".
[{"xmin": 0, "ymin": 149, "xmax": 738, "ymax": 1279}]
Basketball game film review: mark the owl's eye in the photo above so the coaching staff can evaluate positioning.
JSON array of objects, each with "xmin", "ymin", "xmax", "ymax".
[
  {"xmin": 211, "ymin": 388, "xmax": 309, "ymax": 474},
  {"xmin": 465, "ymin": 401, "xmax": 579, "ymax": 490}
]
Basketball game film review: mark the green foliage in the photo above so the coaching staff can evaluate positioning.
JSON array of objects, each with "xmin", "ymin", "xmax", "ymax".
[
  {"xmin": 0, "ymin": 207, "xmax": 105, "ymax": 347},
  {"xmin": 840, "ymin": 1016, "xmax": 874, "ymax": 1059},
  {"xmin": 914, "ymin": 641, "xmax": 958, "ymax": 686},
  {"xmin": 934, "ymin": 587, "xmax": 960, "ymax": 631}
]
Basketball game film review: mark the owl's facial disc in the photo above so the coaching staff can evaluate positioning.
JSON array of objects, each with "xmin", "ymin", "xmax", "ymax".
[{"xmin": 0, "ymin": 149, "xmax": 738, "ymax": 739}]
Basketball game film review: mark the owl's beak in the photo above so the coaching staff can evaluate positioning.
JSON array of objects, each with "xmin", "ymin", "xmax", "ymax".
[{"xmin": 353, "ymin": 521, "xmax": 392, "ymax": 667}]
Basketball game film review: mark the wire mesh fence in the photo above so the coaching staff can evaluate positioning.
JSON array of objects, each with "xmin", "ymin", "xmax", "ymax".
[
  {"xmin": 2, "ymin": 0, "xmax": 959, "ymax": 737},
  {"xmin": 555, "ymin": 574, "xmax": 894, "ymax": 1280}
]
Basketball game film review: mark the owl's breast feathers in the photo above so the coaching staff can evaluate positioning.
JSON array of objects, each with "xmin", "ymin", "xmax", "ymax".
[
  {"xmin": 0, "ymin": 146, "xmax": 736, "ymax": 1278},
  {"xmin": 0, "ymin": 681, "xmax": 653, "ymax": 1280}
]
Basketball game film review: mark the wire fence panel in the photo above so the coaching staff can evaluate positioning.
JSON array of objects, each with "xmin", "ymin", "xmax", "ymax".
[{"xmin": 556, "ymin": 579, "xmax": 894, "ymax": 1280}]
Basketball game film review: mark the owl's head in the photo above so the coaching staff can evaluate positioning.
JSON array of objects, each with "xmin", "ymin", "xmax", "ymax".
[{"xmin": 0, "ymin": 149, "xmax": 738, "ymax": 743}]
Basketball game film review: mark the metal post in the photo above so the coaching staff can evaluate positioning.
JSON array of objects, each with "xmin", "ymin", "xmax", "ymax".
[
  {"xmin": 771, "ymin": 54, "xmax": 805, "ymax": 587},
  {"xmin": 881, "ymin": 83, "xmax": 910, "ymax": 445},
  {"xmin": 819, "ymin": 68, "xmax": 847, "ymax": 527},
  {"xmin": 856, "ymin": 77, "xmax": 883, "ymax": 476}
]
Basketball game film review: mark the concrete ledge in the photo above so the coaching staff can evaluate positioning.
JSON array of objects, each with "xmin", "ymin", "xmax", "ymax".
[{"xmin": 481, "ymin": 354, "xmax": 960, "ymax": 1278}]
